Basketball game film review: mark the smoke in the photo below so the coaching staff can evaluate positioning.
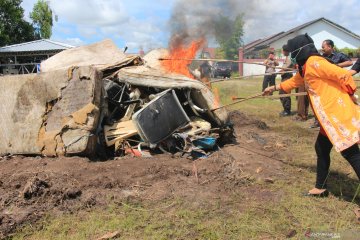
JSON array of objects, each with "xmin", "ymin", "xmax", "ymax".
[
  {"xmin": 168, "ymin": 0, "xmax": 331, "ymax": 49},
  {"xmin": 167, "ymin": 0, "xmax": 254, "ymax": 50}
]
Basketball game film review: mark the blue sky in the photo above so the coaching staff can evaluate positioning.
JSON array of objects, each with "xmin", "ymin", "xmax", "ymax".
[
  {"xmin": 21, "ymin": 0, "xmax": 175, "ymax": 52},
  {"xmin": 21, "ymin": 0, "xmax": 360, "ymax": 53}
]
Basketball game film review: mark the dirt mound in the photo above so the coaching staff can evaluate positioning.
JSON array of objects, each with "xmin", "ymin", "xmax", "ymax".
[
  {"xmin": 229, "ymin": 111, "xmax": 268, "ymax": 130},
  {"xmin": 0, "ymin": 111, "xmax": 286, "ymax": 238}
]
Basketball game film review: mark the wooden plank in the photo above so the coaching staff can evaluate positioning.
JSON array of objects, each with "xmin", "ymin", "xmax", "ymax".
[{"xmin": 104, "ymin": 120, "xmax": 138, "ymax": 146}]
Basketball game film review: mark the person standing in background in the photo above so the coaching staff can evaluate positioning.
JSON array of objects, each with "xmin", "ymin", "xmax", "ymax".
[
  {"xmin": 322, "ymin": 39, "xmax": 353, "ymax": 68},
  {"xmin": 262, "ymin": 51, "xmax": 279, "ymax": 92},
  {"xmin": 294, "ymin": 63, "xmax": 310, "ymax": 121},
  {"xmin": 199, "ymin": 60, "xmax": 212, "ymax": 88},
  {"xmin": 278, "ymin": 45, "xmax": 294, "ymax": 117},
  {"xmin": 349, "ymin": 58, "xmax": 360, "ymax": 75}
]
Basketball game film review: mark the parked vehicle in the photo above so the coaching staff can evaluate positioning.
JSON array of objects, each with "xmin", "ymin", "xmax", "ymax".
[{"xmin": 213, "ymin": 62, "xmax": 232, "ymax": 78}]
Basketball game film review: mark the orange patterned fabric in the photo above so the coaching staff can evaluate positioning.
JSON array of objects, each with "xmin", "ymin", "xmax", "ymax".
[{"xmin": 280, "ymin": 56, "xmax": 360, "ymax": 152}]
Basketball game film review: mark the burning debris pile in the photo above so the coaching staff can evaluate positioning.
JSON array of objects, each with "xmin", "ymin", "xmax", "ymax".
[{"xmin": 0, "ymin": 39, "xmax": 232, "ymax": 159}]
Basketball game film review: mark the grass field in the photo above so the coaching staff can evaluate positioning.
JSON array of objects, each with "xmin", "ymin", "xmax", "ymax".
[{"xmin": 12, "ymin": 77, "xmax": 360, "ymax": 240}]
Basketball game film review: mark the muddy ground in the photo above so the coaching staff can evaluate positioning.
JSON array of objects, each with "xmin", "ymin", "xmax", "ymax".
[{"xmin": 0, "ymin": 111, "xmax": 292, "ymax": 238}]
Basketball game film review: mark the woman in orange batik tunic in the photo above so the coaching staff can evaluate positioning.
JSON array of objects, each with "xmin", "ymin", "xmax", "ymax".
[{"xmin": 264, "ymin": 34, "xmax": 360, "ymax": 197}]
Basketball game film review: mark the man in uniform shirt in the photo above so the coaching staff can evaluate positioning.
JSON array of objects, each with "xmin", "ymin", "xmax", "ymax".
[
  {"xmin": 278, "ymin": 44, "xmax": 294, "ymax": 116},
  {"xmin": 262, "ymin": 51, "xmax": 279, "ymax": 92},
  {"xmin": 322, "ymin": 39, "xmax": 353, "ymax": 67}
]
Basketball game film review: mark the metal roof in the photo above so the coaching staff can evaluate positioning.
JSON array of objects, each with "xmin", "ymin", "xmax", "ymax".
[
  {"xmin": 244, "ymin": 17, "xmax": 360, "ymax": 53},
  {"xmin": 0, "ymin": 39, "xmax": 74, "ymax": 53}
]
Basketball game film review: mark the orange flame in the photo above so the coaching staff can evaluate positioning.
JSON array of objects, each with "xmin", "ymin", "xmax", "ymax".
[{"xmin": 161, "ymin": 39, "xmax": 205, "ymax": 79}]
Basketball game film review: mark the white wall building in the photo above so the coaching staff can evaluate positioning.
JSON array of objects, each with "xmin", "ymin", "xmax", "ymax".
[{"xmin": 241, "ymin": 17, "xmax": 360, "ymax": 76}]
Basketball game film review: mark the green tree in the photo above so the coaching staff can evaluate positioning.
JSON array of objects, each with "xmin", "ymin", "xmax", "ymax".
[
  {"xmin": 0, "ymin": 0, "xmax": 37, "ymax": 46},
  {"xmin": 339, "ymin": 47, "xmax": 359, "ymax": 58},
  {"xmin": 213, "ymin": 14, "xmax": 244, "ymax": 60},
  {"xmin": 30, "ymin": 0, "xmax": 53, "ymax": 39}
]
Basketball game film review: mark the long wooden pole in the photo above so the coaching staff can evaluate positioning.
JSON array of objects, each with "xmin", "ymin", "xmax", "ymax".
[
  {"xmin": 211, "ymin": 93, "xmax": 264, "ymax": 111},
  {"xmin": 158, "ymin": 57, "xmax": 295, "ymax": 71},
  {"xmin": 211, "ymin": 92, "xmax": 308, "ymax": 111},
  {"xmin": 211, "ymin": 71, "xmax": 296, "ymax": 83},
  {"xmin": 231, "ymin": 92, "xmax": 307, "ymax": 100}
]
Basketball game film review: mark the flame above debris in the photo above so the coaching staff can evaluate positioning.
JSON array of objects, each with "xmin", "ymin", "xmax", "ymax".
[{"xmin": 161, "ymin": 39, "xmax": 205, "ymax": 79}]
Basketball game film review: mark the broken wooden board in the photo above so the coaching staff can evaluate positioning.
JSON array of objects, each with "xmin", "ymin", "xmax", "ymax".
[{"xmin": 104, "ymin": 120, "xmax": 138, "ymax": 146}]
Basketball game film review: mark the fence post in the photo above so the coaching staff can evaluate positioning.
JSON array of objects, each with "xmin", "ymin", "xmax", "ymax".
[{"xmin": 238, "ymin": 47, "xmax": 244, "ymax": 76}]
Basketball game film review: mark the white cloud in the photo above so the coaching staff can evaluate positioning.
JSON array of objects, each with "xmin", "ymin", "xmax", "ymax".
[
  {"xmin": 21, "ymin": 0, "xmax": 360, "ymax": 51},
  {"xmin": 57, "ymin": 37, "xmax": 85, "ymax": 46},
  {"xmin": 77, "ymin": 27, "xmax": 98, "ymax": 38},
  {"xmin": 241, "ymin": 0, "xmax": 360, "ymax": 42},
  {"xmin": 50, "ymin": 0, "xmax": 170, "ymax": 51},
  {"xmin": 21, "ymin": 0, "xmax": 171, "ymax": 51},
  {"xmin": 118, "ymin": 17, "xmax": 167, "ymax": 51},
  {"xmin": 55, "ymin": 25, "xmax": 74, "ymax": 35},
  {"xmin": 50, "ymin": 0, "xmax": 130, "ymax": 26}
]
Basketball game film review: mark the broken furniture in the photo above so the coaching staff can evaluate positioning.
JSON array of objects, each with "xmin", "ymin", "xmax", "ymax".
[
  {"xmin": 0, "ymin": 40, "xmax": 231, "ymax": 158},
  {"xmin": 132, "ymin": 89, "xmax": 190, "ymax": 147}
]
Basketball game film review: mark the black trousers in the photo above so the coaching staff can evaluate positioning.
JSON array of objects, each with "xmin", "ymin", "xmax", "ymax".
[
  {"xmin": 262, "ymin": 74, "xmax": 276, "ymax": 91},
  {"xmin": 314, "ymin": 133, "xmax": 360, "ymax": 189},
  {"xmin": 280, "ymin": 73, "xmax": 292, "ymax": 113}
]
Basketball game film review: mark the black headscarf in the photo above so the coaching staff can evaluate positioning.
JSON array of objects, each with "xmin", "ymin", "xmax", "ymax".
[{"xmin": 286, "ymin": 33, "xmax": 321, "ymax": 76}]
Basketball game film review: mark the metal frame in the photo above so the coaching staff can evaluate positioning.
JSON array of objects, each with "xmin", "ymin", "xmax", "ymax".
[{"xmin": 0, "ymin": 50, "xmax": 60, "ymax": 75}]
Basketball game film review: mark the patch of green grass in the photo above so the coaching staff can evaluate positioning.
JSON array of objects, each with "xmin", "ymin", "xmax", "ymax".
[
  {"xmin": 12, "ymin": 201, "xmax": 285, "ymax": 240},
  {"xmin": 12, "ymin": 77, "xmax": 360, "ymax": 240},
  {"xmin": 13, "ymin": 191, "xmax": 360, "ymax": 240},
  {"xmin": 230, "ymin": 71, "xmax": 240, "ymax": 78}
]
